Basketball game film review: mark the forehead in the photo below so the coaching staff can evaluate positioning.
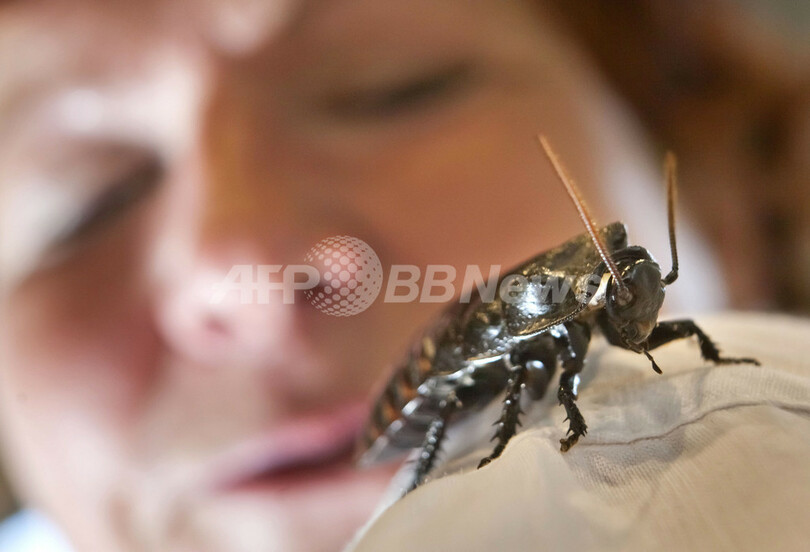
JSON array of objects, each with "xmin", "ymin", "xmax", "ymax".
[
  {"xmin": 0, "ymin": 1, "xmax": 167, "ymax": 127},
  {"xmin": 0, "ymin": 0, "xmax": 549, "ymax": 142},
  {"xmin": 0, "ymin": 0, "xmax": 543, "ymax": 78}
]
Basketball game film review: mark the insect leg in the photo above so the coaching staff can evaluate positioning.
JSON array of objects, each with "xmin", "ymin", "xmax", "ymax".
[
  {"xmin": 406, "ymin": 394, "xmax": 460, "ymax": 493},
  {"xmin": 558, "ymin": 322, "xmax": 592, "ymax": 452},
  {"xmin": 477, "ymin": 363, "xmax": 528, "ymax": 469},
  {"xmin": 647, "ymin": 320, "xmax": 760, "ymax": 365}
]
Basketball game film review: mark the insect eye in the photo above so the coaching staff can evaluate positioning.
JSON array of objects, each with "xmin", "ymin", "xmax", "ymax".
[
  {"xmin": 615, "ymin": 285, "xmax": 635, "ymax": 307},
  {"xmin": 607, "ymin": 277, "xmax": 634, "ymax": 308}
]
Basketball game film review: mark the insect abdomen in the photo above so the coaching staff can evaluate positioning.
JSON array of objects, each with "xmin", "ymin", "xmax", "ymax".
[{"xmin": 360, "ymin": 340, "xmax": 436, "ymax": 457}]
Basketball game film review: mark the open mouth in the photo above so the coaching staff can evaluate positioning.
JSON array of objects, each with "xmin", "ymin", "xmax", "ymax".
[
  {"xmin": 225, "ymin": 435, "xmax": 357, "ymax": 492},
  {"xmin": 210, "ymin": 402, "xmax": 369, "ymax": 494}
]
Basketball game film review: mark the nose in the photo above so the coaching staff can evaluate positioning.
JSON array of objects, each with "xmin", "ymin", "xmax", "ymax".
[
  {"xmin": 148, "ymin": 168, "xmax": 310, "ymax": 368},
  {"xmin": 152, "ymin": 238, "xmax": 304, "ymax": 369},
  {"xmin": 148, "ymin": 83, "xmax": 316, "ymax": 370}
]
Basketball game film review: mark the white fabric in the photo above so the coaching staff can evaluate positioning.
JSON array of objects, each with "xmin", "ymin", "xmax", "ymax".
[
  {"xmin": 347, "ymin": 313, "xmax": 810, "ymax": 552},
  {"xmin": 0, "ymin": 510, "xmax": 73, "ymax": 552}
]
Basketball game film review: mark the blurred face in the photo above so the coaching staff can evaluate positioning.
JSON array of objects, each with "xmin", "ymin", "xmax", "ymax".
[{"xmin": 0, "ymin": 0, "xmax": 643, "ymax": 550}]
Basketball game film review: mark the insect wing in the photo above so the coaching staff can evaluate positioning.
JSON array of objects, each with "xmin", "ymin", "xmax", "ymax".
[
  {"xmin": 357, "ymin": 302, "xmax": 476, "ymax": 466},
  {"xmin": 358, "ymin": 222, "xmax": 628, "ymax": 467},
  {"xmin": 500, "ymin": 222, "xmax": 627, "ymax": 337}
]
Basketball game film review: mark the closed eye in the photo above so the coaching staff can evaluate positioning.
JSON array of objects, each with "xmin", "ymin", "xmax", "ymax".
[
  {"xmin": 323, "ymin": 62, "xmax": 475, "ymax": 121},
  {"xmin": 56, "ymin": 155, "xmax": 163, "ymax": 246}
]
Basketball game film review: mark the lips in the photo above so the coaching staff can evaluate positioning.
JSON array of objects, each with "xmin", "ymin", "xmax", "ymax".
[{"xmin": 210, "ymin": 401, "xmax": 369, "ymax": 494}]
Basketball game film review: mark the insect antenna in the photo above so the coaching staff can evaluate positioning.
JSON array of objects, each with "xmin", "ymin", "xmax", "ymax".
[
  {"xmin": 537, "ymin": 135, "xmax": 632, "ymax": 304},
  {"xmin": 662, "ymin": 152, "xmax": 679, "ymax": 286}
]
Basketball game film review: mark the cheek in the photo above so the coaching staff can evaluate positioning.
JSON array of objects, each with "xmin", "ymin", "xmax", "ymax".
[
  {"xmin": 335, "ymin": 91, "xmax": 597, "ymax": 270},
  {"xmin": 1, "ymin": 217, "xmax": 161, "ymax": 470}
]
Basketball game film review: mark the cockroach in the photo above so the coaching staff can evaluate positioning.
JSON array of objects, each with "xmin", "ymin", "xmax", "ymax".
[{"xmin": 357, "ymin": 136, "xmax": 759, "ymax": 493}]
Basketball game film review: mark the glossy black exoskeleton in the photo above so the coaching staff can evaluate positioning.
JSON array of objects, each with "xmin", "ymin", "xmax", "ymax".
[{"xmin": 357, "ymin": 137, "xmax": 759, "ymax": 493}]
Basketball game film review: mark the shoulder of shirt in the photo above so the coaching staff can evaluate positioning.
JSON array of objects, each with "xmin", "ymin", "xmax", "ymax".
[{"xmin": 0, "ymin": 510, "xmax": 74, "ymax": 552}]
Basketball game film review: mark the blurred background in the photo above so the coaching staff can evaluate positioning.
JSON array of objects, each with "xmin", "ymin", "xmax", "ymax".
[{"xmin": 550, "ymin": 0, "xmax": 810, "ymax": 312}]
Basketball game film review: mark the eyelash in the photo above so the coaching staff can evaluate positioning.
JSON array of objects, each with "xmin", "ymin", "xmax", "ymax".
[
  {"xmin": 47, "ymin": 66, "xmax": 471, "ymax": 244},
  {"xmin": 57, "ymin": 156, "xmax": 163, "ymax": 246},
  {"xmin": 325, "ymin": 62, "xmax": 474, "ymax": 120}
]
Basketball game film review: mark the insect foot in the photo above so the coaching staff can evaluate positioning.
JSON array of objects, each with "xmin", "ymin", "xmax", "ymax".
[
  {"xmin": 405, "ymin": 396, "xmax": 460, "ymax": 494},
  {"xmin": 476, "ymin": 366, "xmax": 527, "ymax": 469},
  {"xmin": 711, "ymin": 355, "xmax": 761, "ymax": 366},
  {"xmin": 477, "ymin": 456, "xmax": 494, "ymax": 469},
  {"xmin": 646, "ymin": 320, "xmax": 761, "ymax": 367},
  {"xmin": 558, "ymin": 385, "xmax": 587, "ymax": 452}
]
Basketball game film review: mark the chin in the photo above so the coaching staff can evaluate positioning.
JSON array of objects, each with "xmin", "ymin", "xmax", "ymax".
[{"xmin": 77, "ymin": 460, "xmax": 400, "ymax": 552}]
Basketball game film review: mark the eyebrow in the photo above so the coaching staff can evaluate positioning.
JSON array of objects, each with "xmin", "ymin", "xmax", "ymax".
[
  {"xmin": 281, "ymin": 0, "xmax": 362, "ymax": 39},
  {"xmin": 0, "ymin": 24, "xmax": 85, "ymax": 135},
  {"xmin": 0, "ymin": 78, "xmax": 88, "ymax": 145}
]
